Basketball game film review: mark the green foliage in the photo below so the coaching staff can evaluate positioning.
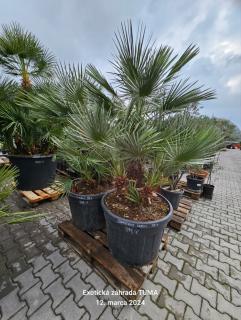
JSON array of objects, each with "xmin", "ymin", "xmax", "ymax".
[
  {"xmin": 126, "ymin": 180, "xmax": 142, "ymax": 205},
  {"xmin": 0, "ymin": 22, "xmax": 55, "ymax": 86}
]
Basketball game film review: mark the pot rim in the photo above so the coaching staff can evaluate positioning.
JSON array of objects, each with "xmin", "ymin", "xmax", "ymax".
[
  {"xmin": 7, "ymin": 154, "xmax": 55, "ymax": 159},
  {"xmin": 160, "ymin": 187, "xmax": 184, "ymax": 195},
  {"xmin": 186, "ymin": 175, "xmax": 205, "ymax": 181},
  {"xmin": 69, "ymin": 178, "xmax": 113, "ymax": 198},
  {"xmin": 101, "ymin": 190, "xmax": 173, "ymax": 226}
]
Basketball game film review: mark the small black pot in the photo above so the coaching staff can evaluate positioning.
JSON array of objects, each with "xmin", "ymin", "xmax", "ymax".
[
  {"xmin": 7, "ymin": 154, "xmax": 56, "ymax": 190},
  {"xmin": 186, "ymin": 175, "xmax": 204, "ymax": 192},
  {"xmin": 68, "ymin": 190, "xmax": 106, "ymax": 231},
  {"xmin": 203, "ymin": 163, "xmax": 214, "ymax": 170},
  {"xmin": 202, "ymin": 184, "xmax": 214, "ymax": 199},
  {"xmin": 101, "ymin": 192, "xmax": 173, "ymax": 267},
  {"xmin": 160, "ymin": 188, "xmax": 183, "ymax": 210}
]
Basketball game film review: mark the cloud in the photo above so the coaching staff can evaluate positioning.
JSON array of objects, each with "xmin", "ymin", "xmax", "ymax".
[{"xmin": 226, "ymin": 75, "xmax": 241, "ymax": 94}]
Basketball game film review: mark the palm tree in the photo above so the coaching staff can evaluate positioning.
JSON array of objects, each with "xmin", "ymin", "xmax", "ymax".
[{"xmin": 0, "ymin": 22, "xmax": 55, "ymax": 89}]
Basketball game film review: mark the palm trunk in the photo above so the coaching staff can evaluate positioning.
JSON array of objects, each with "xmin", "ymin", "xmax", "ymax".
[{"xmin": 126, "ymin": 160, "xmax": 144, "ymax": 187}]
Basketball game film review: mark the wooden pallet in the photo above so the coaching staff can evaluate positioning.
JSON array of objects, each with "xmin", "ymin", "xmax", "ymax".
[
  {"xmin": 58, "ymin": 221, "xmax": 168, "ymax": 301},
  {"xmin": 178, "ymin": 181, "xmax": 202, "ymax": 200},
  {"xmin": 168, "ymin": 197, "xmax": 192, "ymax": 231},
  {"xmin": 20, "ymin": 186, "xmax": 62, "ymax": 206}
]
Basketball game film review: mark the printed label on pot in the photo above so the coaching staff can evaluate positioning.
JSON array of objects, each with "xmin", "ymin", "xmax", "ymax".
[
  {"xmin": 35, "ymin": 160, "xmax": 45, "ymax": 164},
  {"xmin": 197, "ymin": 184, "xmax": 201, "ymax": 187}
]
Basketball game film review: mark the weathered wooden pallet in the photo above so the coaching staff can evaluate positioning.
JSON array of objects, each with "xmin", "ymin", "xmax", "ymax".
[
  {"xmin": 19, "ymin": 186, "xmax": 62, "ymax": 206},
  {"xmin": 58, "ymin": 221, "xmax": 168, "ymax": 301},
  {"xmin": 168, "ymin": 197, "xmax": 192, "ymax": 231},
  {"xmin": 177, "ymin": 181, "xmax": 202, "ymax": 200}
]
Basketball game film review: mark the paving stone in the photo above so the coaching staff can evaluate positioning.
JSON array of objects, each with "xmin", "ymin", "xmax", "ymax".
[
  {"xmin": 201, "ymin": 298, "xmax": 232, "ymax": 320},
  {"xmin": 46, "ymin": 249, "xmax": 67, "ymax": 269},
  {"xmin": 78, "ymin": 293, "xmax": 106, "ymax": 320},
  {"xmin": 171, "ymin": 238, "xmax": 189, "ymax": 253},
  {"xmin": 205, "ymin": 274, "xmax": 231, "ymax": 301},
  {"xmin": 44, "ymin": 277, "xmax": 71, "ymax": 308},
  {"xmin": 231, "ymin": 288, "xmax": 241, "ymax": 307},
  {"xmin": 157, "ymin": 288, "xmax": 186, "ymax": 320},
  {"xmin": 175, "ymin": 283, "xmax": 201, "ymax": 317},
  {"xmin": 99, "ymin": 285, "xmax": 125, "ymax": 317},
  {"xmin": 210, "ymin": 242, "xmax": 229, "ymax": 255},
  {"xmin": 168, "ymin": 265, "xmax": 192, "ymax": 290},
  {"xmin": 220, "ymin": 239, "xmax": 239, "ymax": 254},
  {"xmin": 35, "ymin": 263, "xmax": 59, "ymax": 289},
  {"xmin": 56, "ymin": 294, "xmax": 86, "ymax": 319},
  {"xmin": 139, "ymin": 295, "xmax": 168, "ymax": 320},
  {"xmin": 188, "ymin": 245, "xmax": 208, "ymax": 263},
  {"xmin": 191, "ymin": 278, "xmax": 217, "ymax": 308},
  {"xmin": 229, "ymin": 249, "xmax": 241, "ymax": 262},
  {"xmin": 157, "ymin": 259, "xmax": 171, "ymax": 275},
  {"xmin": 99, "ymin": 307, "xmax": 116, "ymax": 320},
  {"xmin": 55, "ymin": 260, "xmax": 78, "ymax": 284},
  {"xmin": 219, "ymin": 270, "xmax": 241, "ymax": 293},
  {"xmin": 196, "ymin": 258, "xmax": 218, "ymax": 280},
  {"xmin": 164, "ymin": 252, "xmax": 184, "ymax": 271},
  {"xmin": 63, "ymin": 249, "xmax": 81, "ymax": 265},
  {"xmin": 217, "ymin": 293, "xmax": 241, "ymax": 320},
  {"xmin": 66, "ymin": 273, "xmax": 91, "ymax": 302},
  {"xmin": 0, "ymin": 288, "xmax": 26, "ymax": 320},
  {"xmin": 14, "ymin": 268, "xmax": 39, "ymax": 295},
  {"xmin": 29, "ymin": 254, "xmax": 50, "ymax": 273},
  {"xmin": 119, "ymin": 305, "xmax": 149, "ymax": 320},
  {"xmin": 208, "ymin": 255, "xmax": 230, "ymax": 275},
  {"xmin": 28, "ymin": 300, "xmax": 62, "ymax": 320},
  {"xmin": 72, "ymin": 259, "xmax": 92, "ymax": 279},
  {"xmin": 184, "ymin": 306, "xmax": 202, "ymax": 320},
  {"xmin": 85, "ymin": 271, "xmax": 107, "ymax": 291},
  {"xmin": 183, "ymin": 262, "xmax": 205, "ymax": 285},
  {"xmin": 177, "ymin": 249, "xmax": 197, "ymax": 266},
  {"xmin": 153, "ymin": 269, "xmax": 177, "ymax": 296},
  {"xmin": 219, "ymin": 252, "xmax": 241, "ymax": 269},
  {"xmin": 10, "ymin": 306, "xmax": 28, "ymax": 320},
  {"xmin": 21, "ymin": 281, "xmax": 49, "ymax": 316}
]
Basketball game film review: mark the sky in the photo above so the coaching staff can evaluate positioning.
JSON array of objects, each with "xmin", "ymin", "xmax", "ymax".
[{"xmin": 0, "ymin": 0, "xmax": 241, "ymax": 128}]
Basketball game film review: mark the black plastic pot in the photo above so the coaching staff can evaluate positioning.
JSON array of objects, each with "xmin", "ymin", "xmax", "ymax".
[
  {"xmin": 202, "ymin": 184, "xmax": 214, "ymax": 199},
  {"xmin": 160, "ymin": 188, "xmax": 183, "ymax": 210},
  {"xmin": 101, "ymin": 192, "xmax": 173, "ymax": 267},
  {"xmin": 68, "ymin": 191, "xmax": 106, "ymax": 231},
  {"xmin": 203, "ymin": 162, "xmax": 214, "ymax": 170},
  {"xmin": 7, "ymin": 154, "xmax": 56, "ymax": 190},
  {"xmin": 186, "ymin": 175, "xmax": 204, "ymax": 192}
]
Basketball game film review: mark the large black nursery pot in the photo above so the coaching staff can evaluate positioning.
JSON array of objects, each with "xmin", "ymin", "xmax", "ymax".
[
  {"xmin": 101, "ymin": 192, "xmax": 173, "ymax": 267},
  {"xmin": 202, "ymin": 184, "xmax": 214, "ymax": 200},
  {"xmin": 8, "ymin": 154, "xmax": 56, "ymax": 190},
  {"xmin": 186, "ymin": 175, "xmax": 204, "ymax": 192},
  {"xmin": 160, "ymin": 187, "xmax": 183, "ymax": 210},
  {"xmin": 68, "ymin": 187, "xmax": 106, "ymax": 232}
]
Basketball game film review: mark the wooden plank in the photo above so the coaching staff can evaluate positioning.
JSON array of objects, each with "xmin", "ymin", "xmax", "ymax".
[
  {"xmin": 58, "ymin": 221, "xmax": 143, "ymax": 292},
  {"xmin": 19, "ymin": 191, "xmax": 42, "ymax": 203},
  {"xmin": 35, "ymin": 190, "xmax": 51, "ymax": 199},
  {"xmin": 178, "ymin": 202, "xmax": 190, "ymax": 210},
  {"xmin": 180, "ymin": 198, "xmax": 192, "ymax": 206},
  {"xmin": 174, "ymin": 210, "xmax": 186, "ymax": 219},
  {"xmin": 42, "ymin": 187, "xmax": 59, "ymax": 198},
  {"xmin": 176, "ymin": 206, "xmax": 189, "ymax": 215},
  {"xmin": 88, "ymin": 230, "xmax": 108, "ymax": 247}
]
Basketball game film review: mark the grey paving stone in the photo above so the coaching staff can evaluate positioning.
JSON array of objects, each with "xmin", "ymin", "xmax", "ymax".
[
  {"xmin": 44, "ymin": 277, "xmax": 71, "ymax": 308},
  {"xmin": 231, "ymin": 288, "xmax": 241, "ymax": 307},
  {"xmin": 164, "ymin": 252, "xmax": 184, "ymax": 271},
  {"xmin": 171, "ymin": 238, "xmax": 189, "ymax": 253},
  {"xmin": 175, "ymin": 283, "xmax": 201, "ymax": 317},
  {"xmin": 0, "ymin": 288, "xmax": 26, "ymax": 320},
  {"xmin": 99, "ymin": 307, "xmax": 116, "ymax": 320},
  {"xmin": 168, "ymin": 265, "xmax": 192, "ymax": 291},
  {"xmin": 14, "ymin": 267, "xmax": 39, "ymax": 295},
  {"xmin": 21, "ymin": 282, "xmax": 49, "ymax": 317},
  {"xmin": 191, "ymin": 278, "xmax": 217, "ymax": 308},
  {"xmin": 184, "ymin": 306, "xmax": 202, "ymax": 320},
  {"xmin": 157, "ymin": 259, "xmax": 171, "ymax": 275},
  {"xmin": 208, "ymin": 255, "xmax": 230, "ymax": 275},
  {"xmin": 196, "ymin": 258, "xmax": 218, "ymax": 280},
  {"xmin": 55, "ymin": 260, "xmax": 78, "ymax": 284},
  {"xmin": 217, "ymin": 293, "xmax": 241, "ymax": 320},
  {"xmin": 78, "ymin": 293, "xmax": 106, "ymax": 320},
  {"xmin": 157, "ymin": 288, "xmax": 186, "ymax": 320},
  {"xmin": 29, "ymin": 254, "xmax": 50, "ymax": 273},
  {"xmin": 65, "ymin": 273, "xmax": 91, "ymax": 302},
  {"xmin": 9, "ymin": 306, "xmax": 28, "ymax": 320},
  {"xmin": 28, "ymin": 300, "xmax": 62, "ymax": 320},
  {"xmin": 183, "ymin": 262, "xmax": 206, "ymax": 285},
  {"xmin": 153, "ymin": 269, "xmax": 177, "ymax": 296},
  {"xmin": 35, "ymin": 263, "xmax": 59, "ymax": 289},
  {"xmin": 219, "ymin": 270, "xmax": 241, "ymax": 294},
  {"xmin": 85, "ymin": 272, "xmax": 106, "ymax": 291},
  {"xmin": 72, "ymin": 259, "xmax": 92, "ymax": 279},
  {"xmin": 46, "ymin": 250, "xmax": 67, "ymax": 269},
  {"xmin": 118, "ymin": 305, "xmax": 149, "ymax": 320},
  {"xmin": 205, "ymin": 274, "xmax": 231, "ymax": 301},
  {"xmin": 55, "ymin": 293, "xmax": 86, "ymax": 320}
]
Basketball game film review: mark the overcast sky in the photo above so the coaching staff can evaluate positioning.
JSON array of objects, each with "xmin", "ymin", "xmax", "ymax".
[{"xmin": 1, "ymin": 0, "xmax": 241, "ymax": 128}]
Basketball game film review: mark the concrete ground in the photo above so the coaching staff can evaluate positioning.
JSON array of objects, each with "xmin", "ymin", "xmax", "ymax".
[{"xmin": 0, "ymin": 149, "xmax": 241, "ymax": 320}]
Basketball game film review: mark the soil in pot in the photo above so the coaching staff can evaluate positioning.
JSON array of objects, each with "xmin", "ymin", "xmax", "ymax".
[
  {"xmin": 160, "ymin": 187, "xmax": 183, "ymax": 210},
  {"xmin": 202, "ymin": 184, "xmax": 214, "ymax": 199},
  {"xmin": 68, "ymin": 179, "xmax": 111, "ymax": 232},
  {"xmin": 186, "ymin": 175, "xmax": 204, "ymax": 192},
  {"xmin": 101, "ymin": 191, "xmax": 173, "ymax": 266},
  {"xmin": 8, "ymin": 154, "xmax": 56, "ymax": 190}
]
